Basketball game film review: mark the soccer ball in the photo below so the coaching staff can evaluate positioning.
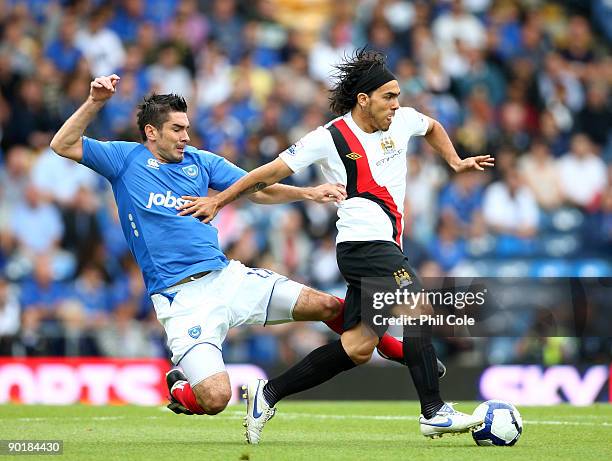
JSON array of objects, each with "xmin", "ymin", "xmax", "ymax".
[{"xmin": 472, "ymin": 400, "xmax": 523, "ymax": 446}]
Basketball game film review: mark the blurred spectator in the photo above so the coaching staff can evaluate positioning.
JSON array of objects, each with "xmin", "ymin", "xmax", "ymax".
[
  {"xmin": 273, "ymin": 51, "xmax": 319, "ymax": 108},
  {"xmin": 429, "ymin": 214, "xmax": 467, "ymax": 272},
  {"xmin": 309, "ymin": 20, "xmax": 356, "ymax": 87},
  {"xmin": 164, "ymin": 0, "xmax": 208, "ymax": 52},
  {"xmin": 595, "ymin": 169, "xmax": 612, "ymax": 247},
  {"xmin": 574, "ymin": 82, "xmax": 611, "ymax": 148},
  {"xmin": 538, "ymin": 52, "xmax": 584, "ymax": 114},
  {"xmin": 454, "ymin": 46, "xmax": 506, "ymax": 105},
  {"xmin": 44, "ymin": 14, "xmax": 83, "ymax": 75},
  {"xmin": 208, "ymin": 0, "xmax": 245, "ymax": 64},
  {"xmin": 109, "ymin": 0, "xmax": 149, "ymax": 43},
  {"xmin": 60, "ymin": 185, "xmax": 102, "ymax": 269},
  {"xmin": 9, "ymin": 182, "xmax": 63, "ymax": 256},
  {"xmin": 75, "ymin": 6, "xmax": 126, "ymax": 76},
  {"xmin": 95, "ymin": 255, "xmax": 159, "ymax": 357},
  {"xmin": 0, "ymin": 50, "xmax": 21, "ymax": 105},
  {"xmin": 432, "ymin": 0, "xmax": 486, "ymax": 59},
  {"xmin": 31, "ymin": 147, "xmax": 97, "ymax": 207},
  {"xmin": 3, "ymin": 78, "xmax": 59, "ymax": 150},
  {"xmin": 269, "ymin": 208, "xmax": 313, "ymax": 280},
  {"xmin": 557, "ymin": 133, "xmax": 608, "ymax": 210},
  {"xmin": 197, "ymin": 101, "xmax": 244, "ymax": 153},
  {"xmin": 483, "ymin": 167, "xmax": 539, "ymax": 238},
  {"xmin": 439, "ymin": 171, "xmax": 484, "ymax": 230},
  {"xmin": 116, "ymin": 43, "xmax": 150, "ymax": 97},
  {"xmin": 20, "ymin": 254, "xmax": 72, "ymax": 355},
  {"xmin": 367, "ymin": 19, "xmax": 403, "ymax": 71},
  {"xmin": 560, "ymin": 15, "xmax": 597, "ymax": 80},
  {"xmin": 486, "ymin": 0, "xmax": 522, "ymax": 60},
  {"xmin": 195, "ymin": 42, "xmax": 233, "ymax": 109},
  {"xmin": 0, "ymin": 14, "xmax": 37, "ymax": 75},
  {"xmin": 309, "ymin": 236, "xmax": 342, "ymax": 291},
  {"xmin": 0, "ymin": 145, "xmax": 31, "ymax": 208},
  {"xmin": 0, "ymin": 145, "xmax": 30, "ymax": 263},
  {"xmin": 406, "ymin": 152, "xmax": 447, "ymax": 243},
  {"xmin": 147, "ymin": 42, "xmax": 193, "ymax": 100},
  {"xmin": 519, "ymin": 139, "xmax": 563, "ymax": 211},
  {"xmin": 0, "ymin": 277, "xmax": 20, "ymax": 355}
]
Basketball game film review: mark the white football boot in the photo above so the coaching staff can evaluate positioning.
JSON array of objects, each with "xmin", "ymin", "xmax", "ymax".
[
  {"xmin": 242, "ymin": 379, "xmax": 276, "ymax": 444},
  {"xmin": 419, "ymin": 402, "xmax": 483, "ymax": 438}
]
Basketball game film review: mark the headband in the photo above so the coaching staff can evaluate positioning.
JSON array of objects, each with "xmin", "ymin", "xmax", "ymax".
[{"xmin": 353, "ymin": 65, "xmax": 397, "ymax": 96}]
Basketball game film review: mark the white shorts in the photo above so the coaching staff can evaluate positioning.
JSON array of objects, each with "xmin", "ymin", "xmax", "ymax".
[{"xmin": 151, "ymin": 260, "xmax": 304, "ymax": 365}]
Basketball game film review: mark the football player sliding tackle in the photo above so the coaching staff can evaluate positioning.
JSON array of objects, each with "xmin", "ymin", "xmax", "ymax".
[
  {"xmin": 178, "ymin": 49, "xmax": 494, "ymax": 443},
  {"xmin": 49, "ymin": 73, "xmax": 438, "ymax": 425}
]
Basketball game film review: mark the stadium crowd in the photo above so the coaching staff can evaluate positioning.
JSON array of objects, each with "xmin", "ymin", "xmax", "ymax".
[{"xmin": 0, "ymin": 0, "xmax": 610, "ymax": 368}]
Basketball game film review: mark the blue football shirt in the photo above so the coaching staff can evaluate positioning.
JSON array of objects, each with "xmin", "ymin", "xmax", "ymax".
[{"xmin": 80, "ymin": 137, "xmax": 246, "ymax": 294}]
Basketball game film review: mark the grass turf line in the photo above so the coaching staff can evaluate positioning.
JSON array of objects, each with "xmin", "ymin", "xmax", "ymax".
[{"xmin": 2, "ymin": 401, "xmax": 612, "ymax": 461}]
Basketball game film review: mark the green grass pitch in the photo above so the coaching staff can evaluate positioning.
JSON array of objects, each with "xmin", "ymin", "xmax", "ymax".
[{"xmin": 2, "ymin": 401, "xmax": 612, "ymax": 460}]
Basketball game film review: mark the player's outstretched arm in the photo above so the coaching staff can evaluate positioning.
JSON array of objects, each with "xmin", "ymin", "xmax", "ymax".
[
  {"xmin": 250, "ymin": 182, "xmax": 347, "ymax": 205},
  {"xmin": 50, "ymin": 74, "xmax": 120, "ymax": 162},
  {"xmin": 423, "ymin": 115, "xmax": 495, "ymax": 173},
  {"xmin": 178, "ymin": 158, "xmax": 293, "ymax": 223}
]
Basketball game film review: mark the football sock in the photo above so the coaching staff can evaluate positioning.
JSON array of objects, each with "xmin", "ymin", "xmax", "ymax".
[
  {"xmin": 323, "ymin": 297, "xmax": 405, "ymax": 362},
  {"xmin": 322, "ymin": 297, "xmax": 346, "ymax": 335},
  {"xmin": 171, "ymin": 381, "xmax": 206, "ymax": 415},
  {"xmin": 402, "ymin": 336, "xmax": 444, "ymax": 419},
  {"xmin": 263, "ymin": 339, "xmax": 355, "ymax": 407},
  {"xmin": 377, "ymin": 334, "xmax": 405, "ymax": 361}
]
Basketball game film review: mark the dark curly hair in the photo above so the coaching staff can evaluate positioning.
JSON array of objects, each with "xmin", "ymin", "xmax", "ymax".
[
  {"xmin": 136, "ymin": 93, "xmax": 187, "ymax": 141},
  {"xmin": 328, "ymin": 48, "xmax": 389, "ymax": 115}
]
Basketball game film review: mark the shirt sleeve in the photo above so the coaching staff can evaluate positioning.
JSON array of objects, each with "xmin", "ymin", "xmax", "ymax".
[
  {"xmin": 397, "ymin": 107, "xmax": 429, "ymax": 137},
  {"xmin": 80, "ymin": 137, "xmax": 135, "ymax": 181},
  {"xmin": 279, "ymin": 126, "xmax": 332, "ymax": 173},
  {"xmin": 206, "ymin": 153, "xmax": 247, "ymax": 191}
]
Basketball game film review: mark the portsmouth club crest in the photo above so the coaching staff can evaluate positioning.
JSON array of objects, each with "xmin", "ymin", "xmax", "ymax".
[
  {"xmin": 182, "ymin": 164, "xmax": 199, "ymax": 178},
  {"xmin": 188, "ymin": 325, "xmax": 202, "ymax": 339}
]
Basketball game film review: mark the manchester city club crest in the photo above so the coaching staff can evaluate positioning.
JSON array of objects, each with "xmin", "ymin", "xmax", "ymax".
[
  {"xmin": 182, "ymin": 164, "xmax": 199, "ymax": 178},
  {"xmin": 188, "ymin": 325, "xmax": 201, "ymax": 339},
  {"xmin": 380, "ymin": 136, "xmax": 396, "ymax": 155}
]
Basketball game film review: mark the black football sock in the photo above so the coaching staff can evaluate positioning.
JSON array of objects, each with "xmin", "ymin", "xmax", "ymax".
[
  {"xmin": 263, "ymin": 339, "xmax": 356, "ymax": 406},
  {"xmin": 402, "ymin": 336, "xmax": 444, "ymax": 419}
]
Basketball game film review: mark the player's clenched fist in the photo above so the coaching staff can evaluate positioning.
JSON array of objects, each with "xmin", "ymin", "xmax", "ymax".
[{"xmin": 90, "ymin": 74, "xmax": 120, "ymax": 102}]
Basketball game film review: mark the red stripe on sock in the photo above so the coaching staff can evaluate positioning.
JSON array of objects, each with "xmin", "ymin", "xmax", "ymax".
[
  {"xmin": 172, "ymin": 381, "xmax": 206, "ymax": 415},
  {"xmin": 323, "ymin": 296, "xmax": 404, "ymax": 361},
  {"xmin": 377, "ymin": 334, "xmax": 404, "ymax": 361},
  {"xmin": 323, "ymin": 297, "xmax": 345, "ymax": 335}
]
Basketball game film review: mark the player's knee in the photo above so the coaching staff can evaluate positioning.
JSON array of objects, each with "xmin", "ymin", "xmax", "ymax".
[
  {"xmin": 195, "ymin": 387, "xmax": 231, "ymax": 415},
  {"xmin": 320, "ymin": 295, "xmax": 341, "ymax": 321},
  {"xmin": 346, "ymin": 341, "xmax": 376, "ymax": 365}
]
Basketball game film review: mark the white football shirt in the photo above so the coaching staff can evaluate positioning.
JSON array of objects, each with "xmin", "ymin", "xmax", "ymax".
[{"xmin": 279, "ymin": 108, "xmax": 429, "ymax": 247}]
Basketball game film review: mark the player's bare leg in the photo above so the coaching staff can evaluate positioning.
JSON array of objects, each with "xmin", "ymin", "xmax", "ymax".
[
  {"xmin": 339, "ymin": 322, "xmax": 379, "ymax": 365},
  {"xmin": 167, "ymin": 370, "xmax": 231, "ymax": 416},
  {"xmin": 192, "ymin": 372, "xmax": 232, "ymax": 415},
  {"xmin": 291, "ymin": 287, "xmax": 446, "ymax": 375},
  {"xmin": 167, "ymin": 343, "xmax": 232, "ymax": 416},
  {"xmin": 291, "ymin": 287, "xmax": 341, "ymax": 321}
]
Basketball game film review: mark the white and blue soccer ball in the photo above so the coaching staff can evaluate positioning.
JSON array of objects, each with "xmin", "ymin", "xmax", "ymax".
[{"xmin": 472, "ymin": 400, "xmax": 523, "ymax": 446}]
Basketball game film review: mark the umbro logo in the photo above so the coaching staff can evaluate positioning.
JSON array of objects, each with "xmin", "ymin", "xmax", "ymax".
[{"xmin": 346, "ymin": 152, "xmax": 362, "ymax": 160}]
